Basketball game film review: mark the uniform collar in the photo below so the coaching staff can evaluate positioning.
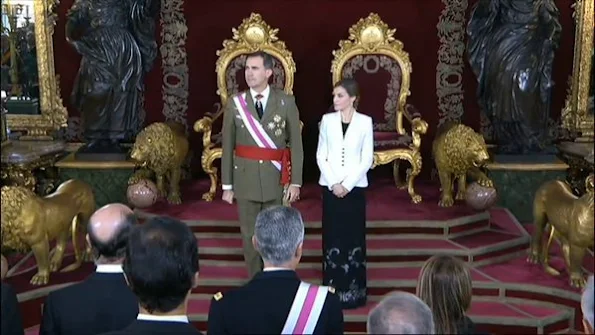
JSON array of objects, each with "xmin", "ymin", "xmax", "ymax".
[
  {"xmin": 96, "ymin": 264, "xmax": 123, "ymax": 273},
  {"xmin": 137, "ymin": 313, "xmax": 189, "ymax": 323}
]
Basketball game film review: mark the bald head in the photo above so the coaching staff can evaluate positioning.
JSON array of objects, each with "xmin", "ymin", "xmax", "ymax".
[
  {"xmin": 367, "ymin": 291, "xmax": 435, "ymax": 334},
  {"xmin": 89, "ymin": 203, "xmax": 134, "ymax": 242},
  {"xmin": 88, "ymin": 203, "xmax": 137, "ymax": 261}
]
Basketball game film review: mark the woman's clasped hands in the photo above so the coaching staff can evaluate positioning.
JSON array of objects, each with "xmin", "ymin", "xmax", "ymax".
[{"xmin": 331, "ymin": 183, "xmax": 349, "ymax": 198}]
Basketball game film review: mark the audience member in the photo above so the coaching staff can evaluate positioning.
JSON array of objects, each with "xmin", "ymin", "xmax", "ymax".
[
  {"xmin": 40, "ymin": 203, "xmax": 139, "ymax": 335},
  {"xmin": 583, "ymin": 275, "xmax": 594, "ymax": 334},
  {"xmin": 367, "ymin": 291, "xmax": 434, "ymax": 334},
  {"xmin": 1, "ymin": 281, "xmax": 24, "ymax": 335},
  {"xmin": 417, "ymin": 254, "xmax": 476, "ymax": 334},
  {"xmin": 101, "ymin": 216, "xmax": 202, "ymax": 335},
  {"xmin": 207, "ymin": 206, "xmax": 344, "ymax": 334}
]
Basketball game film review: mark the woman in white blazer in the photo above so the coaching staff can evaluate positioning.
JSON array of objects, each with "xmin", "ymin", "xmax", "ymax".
[{"xmin": 316, "ymin": 78, "xmax": 374, "ymax": 309}]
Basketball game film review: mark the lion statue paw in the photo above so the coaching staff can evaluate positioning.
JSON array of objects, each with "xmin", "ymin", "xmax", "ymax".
[
  {"xmin": 438, "ymin": 196, "xmax": 455, "ymax": 207},
  {"xmin": 478, "ymin": 177, "xmax": 494, "ymax": 188},
  {"xmin": 30, "ymin": 271, "xmax": 50, "ymax": 285}
]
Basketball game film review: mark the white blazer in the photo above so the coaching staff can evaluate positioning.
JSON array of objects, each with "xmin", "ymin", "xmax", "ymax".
[{"xmin": 316, "ymin": 111, "xmax": 374, "ymax": 191}]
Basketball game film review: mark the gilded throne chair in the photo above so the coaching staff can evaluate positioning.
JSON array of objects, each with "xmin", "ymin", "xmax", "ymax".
[
  {"xmin": 193, "ymin": 13, "xmax": 298, "ymax": 201},
  {"xmin": 331, "ymin": 13, "xmax": 428, "ymax": 204}
]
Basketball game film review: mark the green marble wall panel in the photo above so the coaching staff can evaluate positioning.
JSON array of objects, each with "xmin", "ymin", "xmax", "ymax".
[
  {"xmin": 59, "ymin": 168, "xmax": 134, "ymax": 208},
  {"xmin": 487, "ymin": 169, "xmax": 566, "ymax": 224}
]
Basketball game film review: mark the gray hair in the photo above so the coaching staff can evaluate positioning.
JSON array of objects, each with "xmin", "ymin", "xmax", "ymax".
[
  {"xmin": 583, "ymin": 275, "xmax": 594, "ymax": 330},
  {"xmin": 254, "ymin": 206, "xmax": 305, "ymax": 266},
  {"xmin": 367, "ymin": 291, "xmax": 435, "ymax": 334}
]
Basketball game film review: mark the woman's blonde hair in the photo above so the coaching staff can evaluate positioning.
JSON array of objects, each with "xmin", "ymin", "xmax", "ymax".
[{"xmin": 416, "ymin": 255, "xmax": 473, "ymax": 334}]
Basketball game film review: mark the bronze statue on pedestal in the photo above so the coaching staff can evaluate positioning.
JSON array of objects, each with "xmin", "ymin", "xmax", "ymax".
[
  {"xmin": 467, "ymin": 0, "xmax": 561, "ymax": 154},
  {"xmin": 66, "ymin": 0, "xmax": 160, "ymax": 160}
]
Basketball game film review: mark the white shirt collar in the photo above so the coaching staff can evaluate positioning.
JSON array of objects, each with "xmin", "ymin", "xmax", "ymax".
[
  {"xmin": 95, "ymin": 264, "xmax": 123, "ymax": 273},
  {"xmin": 137, "ymin": 313, "xmax": 189, "ymax": 323},
  {"xmin": 263, "ymin": 267, "xmax": 293, "ymax": 272},
  {"xmin": 250, "ymin": 85, "xmax": 270, "ymax": 111}
]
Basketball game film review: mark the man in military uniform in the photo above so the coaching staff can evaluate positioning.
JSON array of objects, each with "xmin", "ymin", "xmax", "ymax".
[
  {"xmin": 207, "ymin": 206, "xmax": 344, "ymax": 334},
  {"xmin": 221, "ymin": 51, "xmax": 303, "ymax": 278}
]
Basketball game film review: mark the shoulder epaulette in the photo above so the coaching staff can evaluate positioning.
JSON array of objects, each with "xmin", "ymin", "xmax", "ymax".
[{"xmin": 214, "ymin": 292, "xmax": 223, "ymax": 301}]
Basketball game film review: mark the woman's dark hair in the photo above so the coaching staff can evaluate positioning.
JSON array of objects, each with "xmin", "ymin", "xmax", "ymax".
[
  {"xmin": 416, "ymin": 255, "xmax": 473, "ymax": 334},
  {"xmin": 334, "ymin": 78, "xmax": 360, "ymax": 98}
]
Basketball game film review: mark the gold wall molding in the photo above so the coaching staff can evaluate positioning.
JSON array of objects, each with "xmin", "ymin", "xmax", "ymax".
[
  {"xmin": 6, "ymin": 0, "xmax": 68, "ymax": 139},
  {"xmin": 561, "ymin": 0, "xmax": 594, "ymax": 141}
]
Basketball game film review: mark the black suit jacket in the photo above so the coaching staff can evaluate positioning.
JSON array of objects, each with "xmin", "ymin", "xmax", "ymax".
[
  {"xmin": 207, "ymin": 270, "xmax": 344, "ymax": 334},
  {"xmin": 1, "ymin": 282, "xmax": 24, "ymax": 335},
  {"xmin": 40, "ymin": 272, "xmax": 138, "ymax": 335},
  {"xmin": 99, "ymin": 320, "xmax": 202, "ymax": 335}
]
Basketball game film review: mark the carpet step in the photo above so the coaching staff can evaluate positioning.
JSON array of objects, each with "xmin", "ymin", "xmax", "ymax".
[
  {"xmin": 140, "ymin": 211, "xmax": 493, "ymax": 237},
  {"xmin": 136, "ymin": 180, "xmax": 500, "ymax": 226},
  {"xmin": 195, "ymin": 230, "xmax": 530, "ymax": 266}
]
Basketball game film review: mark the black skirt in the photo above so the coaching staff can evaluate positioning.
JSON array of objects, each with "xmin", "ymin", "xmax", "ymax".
[{"xmin": 321, "ymin": 186, "xmax": 367, "ymax": 309}]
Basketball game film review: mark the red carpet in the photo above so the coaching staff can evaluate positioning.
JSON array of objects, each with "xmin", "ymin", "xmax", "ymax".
[{"xmin": 7, "ymin": 179, "xmax": 593, "ymax": 334}]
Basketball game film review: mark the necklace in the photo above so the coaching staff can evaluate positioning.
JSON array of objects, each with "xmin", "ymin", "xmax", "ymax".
[{"xmin": 341, "ymin": 108, "xmax": 354, "ymax": 123}]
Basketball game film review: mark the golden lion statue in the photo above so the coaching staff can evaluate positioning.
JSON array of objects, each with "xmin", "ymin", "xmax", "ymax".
[
  {"xmin": 527, "ymin": 175, "xmax": 594, "ymax": 288},
  {"xmin": 432, "ymin": 123, "xmax": 493, "ymax": 207},
  {"xmin": 0, "ymin": 179, "xmax": 95, "ymax": 285},
  {"xmin": 129, "ymin": 121, "xmax": 189, "ymax": 205}
]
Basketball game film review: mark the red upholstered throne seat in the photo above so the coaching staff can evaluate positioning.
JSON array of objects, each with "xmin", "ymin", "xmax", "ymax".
[
  {"xmin": 193, "ymin": 13, "xmax": 300, "ymax": 202},
  {"xmin": 331, "ymin": 13, "xmax": 428, "ymax": 204}
]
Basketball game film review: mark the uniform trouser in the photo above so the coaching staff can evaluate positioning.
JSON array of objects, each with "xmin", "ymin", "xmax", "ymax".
[{"xmin": 237, "ymin": 197, "xmax": 283, "ymax": 278}]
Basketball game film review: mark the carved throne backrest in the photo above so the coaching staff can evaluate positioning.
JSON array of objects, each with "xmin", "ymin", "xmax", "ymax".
[
  {"xmin": 213, "ymin": 13, "xmax": 296, "ymax": 123},
  {"xmin": 331, "ymin": 13, "xmax": 411, "ymax": 133}
]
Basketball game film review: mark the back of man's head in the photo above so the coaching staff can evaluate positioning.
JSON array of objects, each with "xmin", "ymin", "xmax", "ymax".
[
  {"xmin": 583, "ymin": 275, "xmax": 594, "ymax": 334},
  {"xmin": 87, "ymin": 203, "xmax": 137, "ymax": 261},
  {"xmin": 123, "ymin": 216, "xmax": 199, "ymax": 314},
  {"xmin": 253, "ymin": 206, "xmax": 304, "ymax": 267},
  {"xmin": 367, "ymin": 291, "xmax": 435, "ymax": 334}
]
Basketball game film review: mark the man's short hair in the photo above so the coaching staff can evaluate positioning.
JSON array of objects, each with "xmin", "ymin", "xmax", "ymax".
[
  {"xmin": 583, "ymin": 275, "xmax": 594, "ymax": 330},
  {"xmin": 88, "ymin": 213, "xmax": 137, "ymax": 260},
  {"xmin": 246, "ymin": 51, "xmax": 274, "ymax": 70},
  {"xmin": 123, "ymin": 216, "xmax": 199, "ymax": 314},
  {"xmin": 254, "ymin": 206, "xmax": 304, "ymax": 266},
  {"xmin": 367, "ymin": 291, "xmax": 435, "ymax": 334}
]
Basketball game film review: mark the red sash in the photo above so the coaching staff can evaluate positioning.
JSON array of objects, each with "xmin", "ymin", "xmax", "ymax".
[{"xmin": 235, "ymin": 145, "xmax": 291, "ymax": 185}]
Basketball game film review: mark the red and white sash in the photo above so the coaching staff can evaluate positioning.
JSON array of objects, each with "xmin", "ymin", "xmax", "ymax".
[
  {"xmin": 281, "ymin": 282, "xmax": 329, "ymax": 334},
  {"xmin": 232, "ymin": 93, "xmax": 282, "ymax": 171}
]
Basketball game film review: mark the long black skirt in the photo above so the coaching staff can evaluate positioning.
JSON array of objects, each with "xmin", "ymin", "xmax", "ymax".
[{"xmin": 321, "ymin": 186, "xmax": 367, "ymax": 309}]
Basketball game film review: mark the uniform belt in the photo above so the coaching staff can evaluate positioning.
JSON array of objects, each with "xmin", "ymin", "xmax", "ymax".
[{"xmin": 235, "ymin": 145, "xmax": 291, "ymax": 185}]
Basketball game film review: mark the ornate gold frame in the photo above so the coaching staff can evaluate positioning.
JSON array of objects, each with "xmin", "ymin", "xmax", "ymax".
[
  {"xmin": 5, "ymin": 0, "xmax": 67, "ymax": 140},
  {"xmin": 562, "ymin": 0, "xmax": 594, "ymax": 141},
  {"xmin": 193, "ymin": 13, "xmax": 297, "ymax": 201},
  {"xmin": 331, "ymin": 13, "xmax": 428, "ymax": 204}
]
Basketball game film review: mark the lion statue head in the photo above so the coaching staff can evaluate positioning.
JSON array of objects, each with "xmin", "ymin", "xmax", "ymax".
[
  {"xmin": 130, "ymin": 123, "xmax": 176, "ymax": 175},
  {"xmin": 1, "ymin": 186, "xmax": 37, "ymax": 252},
  {"xmin": 444, "ymin": 124, "xmax": 490, "ymax": 172}
]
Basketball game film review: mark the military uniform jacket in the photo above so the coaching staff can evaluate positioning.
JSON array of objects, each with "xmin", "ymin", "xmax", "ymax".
[
  {"xmin": 221, "ymin": 87, "xmax": 304, "ymax": 202},
  {"xmin": 207, "ymin": 270, "xmax": 344, "ymax": 335}
]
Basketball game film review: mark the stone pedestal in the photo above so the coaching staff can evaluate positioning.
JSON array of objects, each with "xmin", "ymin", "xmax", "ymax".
[
  {"xmin": 486, "ymin": 155, "xmax": 568, "ymax": 223},
  {"xmin": 55, "ymin": 152, "xmax": 136, "ymax": 208}
]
